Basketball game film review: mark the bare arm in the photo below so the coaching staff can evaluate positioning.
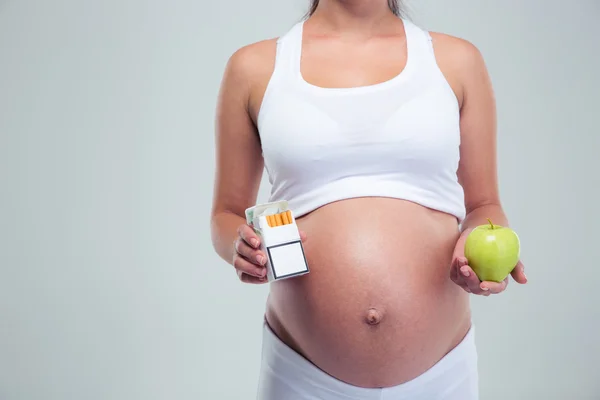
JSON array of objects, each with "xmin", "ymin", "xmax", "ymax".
[
  {"xmin": 431, "ymin": 34, "xmax": 527, "ymax": 293},
  {"xmin": 454, "ymin": 42, "xmax": 507, "ymax": 232},
  {"xmin": 210, "ymin": 46, "xmax": 265, "ymax": 265},
  {"xmin": 429, "ymin": 33, "xmax": 510, "ymax": 232}
]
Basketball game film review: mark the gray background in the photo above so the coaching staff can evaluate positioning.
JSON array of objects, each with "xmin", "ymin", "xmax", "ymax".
[{"xmin": 1, "ymin": 0, "xmax": 598, "ymax": 399}]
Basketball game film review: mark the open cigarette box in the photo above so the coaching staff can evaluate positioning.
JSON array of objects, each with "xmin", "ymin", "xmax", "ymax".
[{"xmin": 245, "ymin": 200, "xmax": 310, "ymax": 281}]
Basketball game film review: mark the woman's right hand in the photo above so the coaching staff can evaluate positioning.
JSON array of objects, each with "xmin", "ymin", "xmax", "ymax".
[
  {"xmin": 233, "ymin": 223, "xmax": 307, "ymax": 284},
  {"xmin": 233, "ymin": 224, "xmax": 268, "ymax": 284}
]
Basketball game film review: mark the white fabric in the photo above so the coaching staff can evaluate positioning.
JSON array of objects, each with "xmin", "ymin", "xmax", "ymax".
[
  {"xmin": 257, "ymin": 18, "xmax": 466, "ymax": 221},
  {"xmin": 257, "ymin": 321, "xmax": 479, "ymax": 400}
]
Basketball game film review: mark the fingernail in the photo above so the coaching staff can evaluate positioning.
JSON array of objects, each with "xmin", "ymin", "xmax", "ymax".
[
  {"xmin": 251, "ymin": 239, "xmax": 259, "ymax": 248},
  {"xmin": 256, "ymin": 255, "xmax": 264, "ymax": 265},
  {"xmin": 461, "ymin": 267, "xmax": 470, "ymax": 277},
  {"xmin": 259, "ymin": 269, "xmax": 266, "ymax": 277},
  {"xmin": 481, "ymin": 286, "xmax": 489, "ymax": 291}
]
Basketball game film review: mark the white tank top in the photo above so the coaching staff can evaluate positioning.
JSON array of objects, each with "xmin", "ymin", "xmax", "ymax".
[{"xmin": 257, "ymin": 18, "xmax": 466, "ymax": 221}]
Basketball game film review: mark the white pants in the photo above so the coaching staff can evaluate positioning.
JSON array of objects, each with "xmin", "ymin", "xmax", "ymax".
[{"xmin": 257, "ymin": 322, "xmax": 479, "ymax": 400}]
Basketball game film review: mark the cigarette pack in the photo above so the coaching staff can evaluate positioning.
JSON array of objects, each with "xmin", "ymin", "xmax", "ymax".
[{"xmin": 245, "ymin": 200, "xmax": 310, "ymax": 281}]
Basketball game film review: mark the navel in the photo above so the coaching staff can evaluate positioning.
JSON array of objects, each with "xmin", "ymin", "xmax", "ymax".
[{"xmin": 365, "ymin": 308, "xmax": 383, "ymax": 326}]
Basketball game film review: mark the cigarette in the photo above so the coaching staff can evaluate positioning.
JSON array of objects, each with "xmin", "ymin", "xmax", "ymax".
[
  {"xmin": 266, "ymin": 214, "xmax": 275, "ymax": 227},
  {"xmin": 286, "ymin": 210, "xmax": 292, "ymax": 224},
  {"xmin": 281, "ymin": 211, "xmax": 290, "ymax": 225},
  {"xmin": 275, "ymin": 213, "xmax": 283, "ymax": 226}
]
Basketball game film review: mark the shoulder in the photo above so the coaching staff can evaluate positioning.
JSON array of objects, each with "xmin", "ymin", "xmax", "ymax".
[
  {"xmin": 223, "ymin": 38, "xmax": 279, "ymax": 87},
  {"xmin": 423, "ymin": 31, "xmax": 491, "ymax": 107},
  {"xmin": 428, "ymin": 32, "xmax": 488, "ymax": 76},
  {"xmin": 220, "ymin": 38, "xmax": 281, "ymax": 121}
]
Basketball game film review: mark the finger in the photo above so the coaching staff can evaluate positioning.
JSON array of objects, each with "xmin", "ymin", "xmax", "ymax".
[
  {"xmin": 451, "ymin": 258, "xmax": 473, "ymax": 294},
  {"xmin": 238, "ymin": 270, "xmax": 269, "ymax": 285},
  {"xmin": 451, "ymin": 256, "xmax": 468, "ymax": 281},
  {"xmin": 233, "ymin": 254, "xmax": 267, "ymax": 279},
  {"xmin": 510, "ymin": 261, "xmax": 528, "ymax": 284},
  {"xmin": 234, "ymin": 238, "xmax": 266, "ymax": 265},
  {"xmin": 450, "ymin": 257, "xmax": 459, "ymax": 282},
  {"xmin": 480, "ymin": 278, "xmax": 508, "ymax": 294},
  {"xmin": 458, "ymin": 264, "xmax": 483, "ymax": 292},
  {"xmin": 237, "ymin": 224, "xmax": 261, "ymax": 249},
  {"xmin": 456, "ymin": 257, "xmax": 469, "ymax": 278}
]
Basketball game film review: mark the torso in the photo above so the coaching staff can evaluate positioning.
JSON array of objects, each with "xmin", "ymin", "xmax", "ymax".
[
  {"xmin": 244, "ymin": 18, "xmax": 472, "ymax": 388},
  {"xmin": 267, "ymin": 199, "xmax": 471, "ymax": 387}
]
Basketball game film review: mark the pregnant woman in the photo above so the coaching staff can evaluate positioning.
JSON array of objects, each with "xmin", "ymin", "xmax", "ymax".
[{"xmin": 210, "ymin": 0, "xmax": 527, "ymax": 398}]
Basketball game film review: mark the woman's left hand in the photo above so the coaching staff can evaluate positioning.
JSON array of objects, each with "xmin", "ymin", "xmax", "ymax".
[{"xmin": 450, "ymin": 229, "xmax": 528, "ymax": 296}]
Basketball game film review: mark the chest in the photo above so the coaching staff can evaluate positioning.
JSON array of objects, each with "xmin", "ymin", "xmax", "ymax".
[
  {"xmin": 300, "ymin": 36, "xmax": 408, "ymax": 89},
  {"xmin": 258, "ymin": 84, "xmax": 461, "ymax": 179}
]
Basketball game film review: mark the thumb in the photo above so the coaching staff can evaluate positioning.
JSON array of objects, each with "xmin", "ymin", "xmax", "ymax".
[{"xmin": 511, "ymin": 260, "xmax": 528, "ymax": 284}]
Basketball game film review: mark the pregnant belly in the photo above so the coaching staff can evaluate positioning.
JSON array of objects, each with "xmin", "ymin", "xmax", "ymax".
[{"xmin": 265, "ymin": 198, "xmax": 472, "ymax": 388}]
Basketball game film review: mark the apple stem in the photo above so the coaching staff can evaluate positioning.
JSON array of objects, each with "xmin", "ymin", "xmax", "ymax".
[{"xmin": 487, "ymin": 218, "xmax": 494, "ymax": 229}]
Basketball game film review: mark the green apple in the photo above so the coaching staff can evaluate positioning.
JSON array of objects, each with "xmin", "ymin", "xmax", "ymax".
[{"xmin": 464, "ymin": 219, "xmax": 520, "ymax": 283}]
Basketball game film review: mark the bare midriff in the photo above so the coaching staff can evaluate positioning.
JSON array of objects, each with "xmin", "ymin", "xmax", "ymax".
[{"xmin": 264, "ymin": 197, "xmax": 471, "ymax": 388}]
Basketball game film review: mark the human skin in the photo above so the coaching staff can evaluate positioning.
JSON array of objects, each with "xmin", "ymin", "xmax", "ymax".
[{"xmin": 210, "ymin": 0, "xmax": 527, "ymax": 388}]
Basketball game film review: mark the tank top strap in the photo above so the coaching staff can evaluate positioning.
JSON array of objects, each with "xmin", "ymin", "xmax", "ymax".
[
  {"xmin": 402, "ymin": 19, "xmax": 437, "ymax": 65},
  {"xmin": 272, "ymin": 21, "xmax": 304, "ymax": 79}
]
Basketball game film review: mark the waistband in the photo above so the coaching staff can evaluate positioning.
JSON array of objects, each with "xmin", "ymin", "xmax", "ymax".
[{"xmin": 259, "ymin": 321, "xmax": 478, "ymax": 399}]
